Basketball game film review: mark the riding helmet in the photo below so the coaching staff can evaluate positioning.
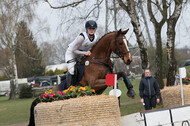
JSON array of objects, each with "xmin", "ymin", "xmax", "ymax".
[{"xmin": 85, "ymin": 20, "xmax": 97, "ymax": 29}]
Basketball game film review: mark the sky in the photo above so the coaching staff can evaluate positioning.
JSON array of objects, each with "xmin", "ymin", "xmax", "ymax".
[{"xmin": 31, "ymin": 1, "xmax": 190, "ymax": 49}]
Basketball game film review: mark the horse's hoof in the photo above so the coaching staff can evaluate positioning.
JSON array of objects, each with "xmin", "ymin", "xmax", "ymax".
[{"xmin": 127, "ymin": 89, "xmax": 136, "ymax": 99}]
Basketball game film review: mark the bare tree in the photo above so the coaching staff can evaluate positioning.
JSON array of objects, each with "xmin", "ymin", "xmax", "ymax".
[
  {"xmin": 40, "ymin": 42, "xmax": 57, "ymax": 65},
  {"xmin": 166, "ymin": 0, "xmax": 183, "ymax": 86},
  {"xmin": 118, "ymin": 0, "xmax": 149, "ymax": 69},
  {"xmin": 0, "ymin": 0, "xmax": 37, "ymax": 100},
  {"xmin": 44, "ymin": 0, "xmax": 103, "ymax": 29},
  {"xmin": 105, "ymin": 0, "xmax": 109, "ymax": 33},
  {"xmin": 147, "ymin": 0, "xmax": 167, "ymax": 89},
  {"xmin": 139, "ymin": 1, "xmax": 153, "ymax": 47}
]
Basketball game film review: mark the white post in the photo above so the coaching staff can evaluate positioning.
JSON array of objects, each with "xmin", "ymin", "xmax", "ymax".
[
  {"xmin": 57, "ymin": 75, "xmax": 60, "ymax": 85},
  {"xmin": 179, "ymin": 75, "xmax": 184, "ymax": 105},
  {"xmin": 109, "ymin": 74, "xmax": 121, "ymax": 97},
  {"xmin": 179, "ymin": 67, "xmax": 186, "ymax": 106},
  {"xmin": 114, "ymin": 74, "xmax": 117, "ymax": 95}
]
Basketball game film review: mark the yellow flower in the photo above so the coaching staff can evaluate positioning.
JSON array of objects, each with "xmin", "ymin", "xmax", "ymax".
[
  {"xmin": 91, "ymin": 89, "xmax": 95, "ymax": 93},
  {"xmin": 45, "ymin": 91, "xmax": 48, "ymax": 94},
  {"xmin": 48, "ymin": 90, "xmax": 52, "ymax": 93},
  {"xmin": 68, "ymin": 87, "xmax": 74, "ymax": 92},
  {"xmin": 78, "ymin": 87, "xmax": 86, "ymax": 92},
  {"xmin": 70, "ymin": 86, "xmax": 75, "ymax": 88},
  {"xmin": 63, "ymin": 90, "xmax": 67, "ymax": 93}
]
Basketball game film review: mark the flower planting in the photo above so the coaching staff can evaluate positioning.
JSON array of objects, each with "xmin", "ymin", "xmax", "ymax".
[{"xmin": 39, "ymin": 86, "xmax": 95, "ymax": 102}]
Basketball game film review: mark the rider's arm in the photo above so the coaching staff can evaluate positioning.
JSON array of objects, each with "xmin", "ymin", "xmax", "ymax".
[{"xmin": 72, "ymin": 35, "xmax": 86, "ymax": 55}]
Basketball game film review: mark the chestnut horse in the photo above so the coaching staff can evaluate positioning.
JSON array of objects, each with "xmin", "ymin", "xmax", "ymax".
[
  {"xmin": 77, "ymin": 29, "xmax": 133, "ymax": 94},
  {"xmin": 28, "ymin": 29, "xmax": 135, "ymax": 126}
]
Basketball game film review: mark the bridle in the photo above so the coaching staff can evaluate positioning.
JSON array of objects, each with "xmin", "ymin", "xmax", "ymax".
[
  {"xmin": 91, "ymin": 33, "xmax": 130, "ymax": 60},
  {"xmin": 114, "ymin": 33, "xmax": 130, "ymax": 60}
]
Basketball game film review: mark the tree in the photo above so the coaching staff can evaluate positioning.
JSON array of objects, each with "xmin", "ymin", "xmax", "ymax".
[
  {"xmin": 40, "ymin": 42, "xmax": 57, "ymax": 65},
  {"xmin": 166, "ymin": 0, "xmax": 183, "ymax": 86},
  {"xmin": 118, "ymin": 0, "xmax": 149, "ymax": 69},
  {"xmin": 0, "ymin": 0, "xmax": 37, "ymax": 100},
  {"xmin": 15, "ymin": 21, "xmax": 45, "ymax": 78},
  {"xmin": 147, "ymin": 0, "xmax": 167, "ymax": 89}
]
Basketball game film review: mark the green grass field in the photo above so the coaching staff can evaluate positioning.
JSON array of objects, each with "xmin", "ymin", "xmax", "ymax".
[
  {"xmin": 103, "ymin": 79, "xmax": 143, "ymax": 116},
  {"xmin": 0, "ymin": 96, "xmax": 36, "ymax": 126},
  {"xmin": 0, "ymin": 79, "xmax": 142, "ymax": 125}
]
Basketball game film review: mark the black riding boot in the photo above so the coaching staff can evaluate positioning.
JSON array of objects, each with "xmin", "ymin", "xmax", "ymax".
[
  {"xmin": 123, "ymin": 76, "xmax": 136, "ymax": 98},
  {"xmin": 66, "ymin": 74, "xmax": 74, "ymax": 88}
]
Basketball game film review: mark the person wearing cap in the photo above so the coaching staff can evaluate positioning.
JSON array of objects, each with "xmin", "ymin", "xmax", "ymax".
[{"xmin": 65, "ymin": 20, "xmax": 98, "ymax": 86}]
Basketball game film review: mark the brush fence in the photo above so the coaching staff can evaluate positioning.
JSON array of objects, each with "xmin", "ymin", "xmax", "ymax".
[{"xmin": 34, "ymin": 95, "xmax": 121, "ymax": 126}]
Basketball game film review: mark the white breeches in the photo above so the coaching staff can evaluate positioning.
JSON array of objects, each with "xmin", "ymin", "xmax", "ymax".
[{"xmin": 65, "ymin": 49, "xmax": 77, "ymax": 75}]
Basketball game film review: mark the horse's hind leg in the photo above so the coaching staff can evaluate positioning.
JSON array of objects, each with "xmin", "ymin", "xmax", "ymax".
[
  {"xmin": 28, "ymin": 98, "xmax": 41, "ymax": 126},
  {"xmin": 116, "ymin": 72, "xmax": 136, "ymax": 98}
]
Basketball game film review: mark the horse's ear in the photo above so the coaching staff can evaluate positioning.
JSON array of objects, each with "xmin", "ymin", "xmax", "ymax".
[
  {"xmin": 117, "ymin": 29, "xmax": 129, "ymax": 36},
  {"xmin": 117, "ymin": 29, "xmax": 122, "ymax": 36},
  {"xmin": 122, "ymin": 29, "xmax": 129, "ymax": 35}
]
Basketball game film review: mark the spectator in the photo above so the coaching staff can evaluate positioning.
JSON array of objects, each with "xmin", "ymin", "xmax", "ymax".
[{"xmin": 139, "ymin": 68, "xmax": 160, "ymax": 110}]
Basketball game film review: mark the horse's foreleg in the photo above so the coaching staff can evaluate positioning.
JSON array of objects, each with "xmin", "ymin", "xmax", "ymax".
[
  {"xmin": 116, "ymin": 72, "xmax": 135, "ymax": 98},
  {"xmin": 116, "ymin": 72, "xmax": 133, "ymax": 89}
]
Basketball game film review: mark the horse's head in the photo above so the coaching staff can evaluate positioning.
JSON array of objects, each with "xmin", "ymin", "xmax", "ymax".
[{"xmin": 112, "ymin": 29, "xmax": 132, "ymax": 65}]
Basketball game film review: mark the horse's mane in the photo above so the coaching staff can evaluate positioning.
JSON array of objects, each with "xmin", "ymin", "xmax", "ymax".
[{"xmin": 91, "ymin": 31, "xmax": 116, "ymax": 50}]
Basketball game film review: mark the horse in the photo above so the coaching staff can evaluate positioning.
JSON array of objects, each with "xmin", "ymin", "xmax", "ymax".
[
  {"xmin": 28, "ymin": 29, "xmax": 135, "ymax": 126},
  {"xmin": 77, "ymin": 29, "xmax": 133, "ymax": 94}
]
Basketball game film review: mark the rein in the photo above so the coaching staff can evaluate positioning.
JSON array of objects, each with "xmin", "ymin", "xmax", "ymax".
[
  {"xmin": 91, "ymin": 56, "xmax": 120, "ymax": 60},
  {"xmin": 66, "ymin": 57, "xmax": 113, "ymax": 73}
]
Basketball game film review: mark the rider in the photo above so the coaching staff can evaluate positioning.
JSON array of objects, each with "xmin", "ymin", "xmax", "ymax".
[{"xmin": 65, "ymin": 20, "xmax": 98, "ymax": 86}]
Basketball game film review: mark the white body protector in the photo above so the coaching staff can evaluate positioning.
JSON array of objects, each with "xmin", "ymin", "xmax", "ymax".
[{"xmin": 65, "ymin": 32, "xmax": 98, "ymax": 75}]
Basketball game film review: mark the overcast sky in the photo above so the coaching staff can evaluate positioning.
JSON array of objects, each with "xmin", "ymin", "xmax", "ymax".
[{"xmin": 31, "ymin": 1, "xmax": 190, "ymax": 49}]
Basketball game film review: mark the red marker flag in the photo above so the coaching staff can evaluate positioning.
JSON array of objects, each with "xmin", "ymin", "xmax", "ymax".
[{"xmin": 106, "ymin": 74, "xmax": 116, "ymax": 86}]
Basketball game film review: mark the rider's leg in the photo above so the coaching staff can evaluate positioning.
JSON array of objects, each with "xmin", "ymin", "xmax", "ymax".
[
  {"xmin": 65, "ymin": 49, "xmax": 76, "ymax": 88},
  {"xmin": 66, "ymin": 74, "xmax": 74, "ymax": 88}
]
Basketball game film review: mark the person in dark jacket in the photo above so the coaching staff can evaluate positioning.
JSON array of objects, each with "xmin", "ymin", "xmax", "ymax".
[{"xmin": 139, "ymin": 68, "xmax": 160, "ymax": 110}]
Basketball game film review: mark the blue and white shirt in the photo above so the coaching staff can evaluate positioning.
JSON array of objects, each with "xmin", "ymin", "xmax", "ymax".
[{"xmin": 68, "ymin": 32, "xmax": 98, "ymax": 55}]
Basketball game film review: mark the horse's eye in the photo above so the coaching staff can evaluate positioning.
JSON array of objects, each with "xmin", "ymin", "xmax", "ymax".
[{"xmin": 119, "ymin": 42, "xmax": 123, "ymax": 45}]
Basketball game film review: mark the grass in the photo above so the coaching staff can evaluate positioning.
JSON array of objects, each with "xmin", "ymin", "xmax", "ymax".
[
  {"xmin": 0, "ymin": 78, "xmax": 149, "ymax": 125},
  {"xmin": 103, "ymin": 79, "xmax": 144, "ymax": 115},
  {"xmin": 0, "ymin": 96, "xmax": 36, "ymax": 126}
]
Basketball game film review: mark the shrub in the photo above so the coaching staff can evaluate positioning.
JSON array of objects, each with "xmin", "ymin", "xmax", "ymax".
[
  {"xmin": 0, "ymin": 75, "xmax": 8, "ymax": 81},
  {"xmin": 45, "ymin": 68, "xmax": 68, "ymax": 76},
  {"xmin": 19, "ymin": 85, "xmax": 33, "ymax": 98}
]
